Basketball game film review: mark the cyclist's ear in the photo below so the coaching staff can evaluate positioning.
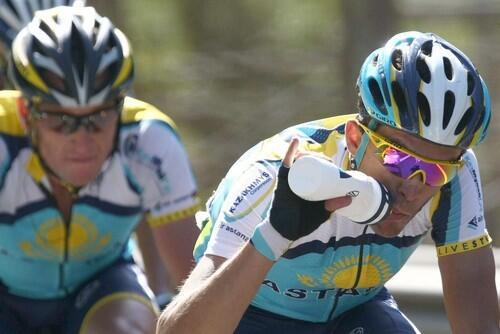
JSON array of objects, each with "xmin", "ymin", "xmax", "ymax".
[
  {"xmin": 345, "ymin": 120, "xmax": 363, "ymax": 155},
  {"xmin": 16, "ymin": 97, "xmax": 29, "ymax": 129}
]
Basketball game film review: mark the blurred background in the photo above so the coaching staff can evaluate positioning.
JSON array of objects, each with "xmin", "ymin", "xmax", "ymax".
[
  {"xmin": 84, "ymin": 1, "xmax": 499, "ymax": 332},
  {"xmin": 88, "ymin": 0, "xmax": 500, "ymax": 244}
]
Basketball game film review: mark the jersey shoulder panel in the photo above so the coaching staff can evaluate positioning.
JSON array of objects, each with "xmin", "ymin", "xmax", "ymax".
[
  {"xmin": 121, "ymin": 96, "xmax": 178, "ymax": 130},
  {"xmin": 0, "ymin": 90, "xmax": 25, "ymax": 136},
  {"xmin": 430, "ymin": 150, "xmax": 491, "ymax": 256},
  {"xmin": 118, "ymin": 97, "xmax": 199, "ymax": 224}
]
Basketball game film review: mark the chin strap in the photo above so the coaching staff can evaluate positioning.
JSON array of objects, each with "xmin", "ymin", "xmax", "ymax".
[
  {"xmin": 38, "ymin": 153, "xmax": 81, "ymax": 197},
  {"xmin": 350, "ymin": 133, "xmax": 369, "ymax": 170}
]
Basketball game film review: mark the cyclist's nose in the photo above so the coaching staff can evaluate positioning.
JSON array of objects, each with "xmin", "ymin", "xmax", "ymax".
[
  {"xmin": 68, "ymin": 126, "xmax": 96, "ymax": 147},
  {"xmin": 397, "ymin": 177, "xmax": 425, "ymax": 202}
]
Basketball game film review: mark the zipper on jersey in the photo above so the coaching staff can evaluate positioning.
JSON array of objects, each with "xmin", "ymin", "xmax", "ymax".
[
  {"xmin": 36, "ymin": 182, "xmax": 73, "ymax": 295},
  {"xmin": 327, "ymin": 225, "xmax": 369, "ymax": 320}
]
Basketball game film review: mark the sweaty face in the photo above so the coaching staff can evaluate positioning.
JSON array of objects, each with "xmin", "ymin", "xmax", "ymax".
[
  {"xmin": 31, "ymin": 101, "xmax": 119, "ymax": 187},
  {"xmin": 356, "ymin": 123, "xmax": 463, "ymax": 236}
]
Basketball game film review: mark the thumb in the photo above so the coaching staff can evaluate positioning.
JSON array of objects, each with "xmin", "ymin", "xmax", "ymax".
[{"xmin": 324, "ymin": 196, "xmax": 352, "ymax": 212}]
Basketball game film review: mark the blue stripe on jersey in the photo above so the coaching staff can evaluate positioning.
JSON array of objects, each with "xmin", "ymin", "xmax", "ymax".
[
  {"xmin": 2, "ymin": 133, "xmax": 29, "ymax": 158},
  {"xmin": 431, "ymin": 182, "xmax": 453, "ymax": 246},
  {"xmin": 431, "ymin": 177, "xmax": 462, "ymax": 247},
  {"xmin": 121, "ymin": 119, "xmax": 180, "ymax": 140},
  {"xmin": 0, "ymin": 134, "xmax": 29, "ymax": 189},
  {"xmin": 283, "ymin": 234, "xmax": 422, "ymax": 259},
  {"xmin": 77, "ymin": 196, "xmax": 142, "ymax": 216},
  {"xmin": 297, "ymin": 127, "xmax": 334, "ymax": 143},
  {"xmin": 297, "ymin": 124, "xmax": 345, "ymax": 143},
  {"xmin": 0, "ymin": 199, "xmax": 53, "ymax": 225},
  {"xmin": 0, "ymin": 196, "xmax": 141, "ymax": 226},
  {"xmin": 122, "ymin": 163, "xmax": 143, "ymax": 195},
  {"xmin": 446, "ymin": 176, "xmax": 462, "ymax": 244}
]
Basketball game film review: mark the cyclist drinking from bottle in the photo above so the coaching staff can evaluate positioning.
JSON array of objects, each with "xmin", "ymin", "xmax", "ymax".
[{"xmin": 158, "ymin": 31, "xmax": 498, "ymax": 334}]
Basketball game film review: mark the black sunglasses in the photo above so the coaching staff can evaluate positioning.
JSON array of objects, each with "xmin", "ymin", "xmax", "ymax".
[{"xmin": 30, "ymin": 102, "xmax": 121, "ymax": 135}]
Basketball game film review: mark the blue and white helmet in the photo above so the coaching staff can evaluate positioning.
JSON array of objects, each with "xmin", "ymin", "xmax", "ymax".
[
  {"xmin": 0, "ymin": 0, "xmax": 85, "ymax": 47},
  {"xmin": 357, "ymin": 31, "xmax": 491, "ymax": 149}
]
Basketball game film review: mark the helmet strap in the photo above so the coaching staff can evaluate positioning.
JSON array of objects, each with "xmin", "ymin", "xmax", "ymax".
[
  {"xmin": 351, "ymin": 133, "xmax": 369, "ymax": 170},
  {"xmin": 350, "ymin": 119, "xmax": 377, "ymax": 170}
]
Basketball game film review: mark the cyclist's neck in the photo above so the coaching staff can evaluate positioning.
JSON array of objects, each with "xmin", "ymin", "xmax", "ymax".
[{"xmin": 48, "ymin": 175, "xmax": 76, "ymax": 223}]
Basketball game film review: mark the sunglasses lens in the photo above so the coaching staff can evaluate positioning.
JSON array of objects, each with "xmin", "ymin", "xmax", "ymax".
[
  {"xmin": 423, "ymin": 163, "xmax": 457, "ymax": 186},
  {"xmin": 36, "ymin": 114, "xmax": 75, "ymax": 133},
  {"xmin": 380, "ymin": 147, "xmax": 456, "ymax": 186},
  {"xmin": 34, "ymin": 109, "xmax": 118, "ymax": 134},
  {"xmin": 87, "ymin": 111, "xmax": 117, "ymax": 132}
]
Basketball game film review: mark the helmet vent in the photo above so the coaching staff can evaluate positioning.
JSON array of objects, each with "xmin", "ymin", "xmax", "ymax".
[
  {"xmin": 368, "ymin": 78, "xmax": 387, "ymax": 115},
  {"xmin": 91, "ymin": 20, "xmax": 101, "ymax": 47},
  {"xmin": 372, "ymin": 54, "xmax": 379, "ymax": 65},
  {"xmin": 39, "ymin": 21, "xmax": 58, "ymax": 45},
  {"xmin": 43, "ymin": 70, "xmax": 66, "ymax": 93},
  {"xmin": 391, "ymin": 49, "xmax": 403, "ymax": 71},
  {"xmin": 473, "ymin": 105, "xmax": 486, "ymax": 133},
  {"xmin": 391, "ymin": 81, "xmax": 407, "ymax": 116},
  {"xmin": 4, "ymin": 1, "xmax": 15, "ymax": 14},
  {"xmin": 454, "ymin": 106, "xmax": 474, "ymax": 135},
  {"xmin": 417, "ymin": 92, "xmax": 431, "ymax": 126},
  {"xmin": 443, "ymin": 57, "xmax": 453, "ymax": 80},
  {"xmin": 70, "ymin": 24, "xmax": 86, "ymax": 84},
  {"xmin": 467, "ymin": 71, "xmax": 475, "ymax": 95},
  {"xmin": 421, "ymin": 41, "xmax": 433, "ymax": 56},
  {"xmin": 443, "ymin": 91, "xmax": 455, "ymax": 129},
  {"xmin": 416, "ymin": 56, "xmax": 431, "ymax": 83}
]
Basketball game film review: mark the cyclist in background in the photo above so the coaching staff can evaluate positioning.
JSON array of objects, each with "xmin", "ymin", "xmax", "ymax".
[
  {"xmin": 0, "ymin": 0, "xmax": 183, "ymax": 307},
  {"xmin": 0, "ymin": 5, "xmax": 199, "ymax": 334},
  {"xmin": 158, "ymin": 31, "xmax": 499, "ymax": 333}
]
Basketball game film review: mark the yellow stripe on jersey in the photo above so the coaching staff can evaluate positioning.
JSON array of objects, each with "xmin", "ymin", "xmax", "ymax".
[
  {"xmin": 147, "ymin": 201, "xmax": 201, "ymax": 228},
  {"xmin": 0, "ymin": 90, "xmax": 26, "ymax": 136},
  {"xmin": 121, "ymin": 97, "xmax": 178, "ymax": 130},
  {"xmin": 436, "ymin": 234, "xmax": 492, "ymax": 257},
  {"xmin": 26, "ymin": 153, "xmax": 45, "ymax": 182}
]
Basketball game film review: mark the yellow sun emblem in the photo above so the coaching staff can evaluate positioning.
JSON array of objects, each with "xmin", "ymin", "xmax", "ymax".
[
  {"xmin": 297, "ymin": 255, "xmax": 393, "ymax": 289},
  {"xmin": 19, "ymin": 214, "xmax": 111, "ymax": 260}
]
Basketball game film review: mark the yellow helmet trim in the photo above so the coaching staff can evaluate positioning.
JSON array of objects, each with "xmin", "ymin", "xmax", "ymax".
[{"xmin": 12, "ymin": 35, "xmax": 49, "ymax": 94}]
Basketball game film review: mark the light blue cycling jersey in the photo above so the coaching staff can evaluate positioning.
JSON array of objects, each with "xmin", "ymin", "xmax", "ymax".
[
  {"xmin": 194, "ymin": 114, "xmax": 491, "ymax": 322},
  {"xmin": 0, "ymin": 91, "xmax": 199, "ymax": 299}
]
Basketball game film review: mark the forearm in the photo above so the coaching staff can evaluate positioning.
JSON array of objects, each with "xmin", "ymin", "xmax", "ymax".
[
  {"xmin": 440, "ymin": 247, "xmax": 500, "ymax": 333},
  {"xmin": 157, "ymin": 242, "xmax": 274, "ymax": 334},
  {"xmin": 443, "ymin": 285, "xmax": 500, "ymax": 333},
  {"xmin": 153, "ymin": 216, "xmax": 199, "ymax": 288},
  {"xmin": 135, "ymin": 220, "xmax": 172, "ymax": 293}
]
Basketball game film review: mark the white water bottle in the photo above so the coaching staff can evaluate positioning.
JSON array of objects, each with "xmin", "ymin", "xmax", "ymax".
[{"xmin": 288, "ymin": 156, "xmax": 391, "ymax": 224}]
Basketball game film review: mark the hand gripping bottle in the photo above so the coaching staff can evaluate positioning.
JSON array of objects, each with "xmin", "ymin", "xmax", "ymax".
[{"xmin": 288, "ymin": 156, "xmax": 392, "ymax": 224}]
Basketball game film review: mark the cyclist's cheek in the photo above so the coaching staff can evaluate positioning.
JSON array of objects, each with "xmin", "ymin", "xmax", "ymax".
[{"xmin": 35, "ymin": 123, "xmax": 116, "ymax": 186}]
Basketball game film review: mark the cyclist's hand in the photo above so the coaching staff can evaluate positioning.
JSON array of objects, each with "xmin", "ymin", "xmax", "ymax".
[{"xmin": 251, "ymin": 138, "xmax": 348, "ymax": 261}]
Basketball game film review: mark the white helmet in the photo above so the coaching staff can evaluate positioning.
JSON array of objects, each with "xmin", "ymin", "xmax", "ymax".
[{"xmin": 0, "ymin": 0, "xmax": 85, "ymax": 47}]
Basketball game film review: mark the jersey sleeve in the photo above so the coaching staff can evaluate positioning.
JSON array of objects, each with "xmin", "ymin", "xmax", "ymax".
[
  {"xmin": 429, "ymin": 150, "xmax": 492, "ymax": 256},
  {"xmin": 121, "ymin": 118, "xmax": 200, "ymax": 227},
  {"xmin": 195, "ymin": 160, "xmax": 278, "ymax": 260}
]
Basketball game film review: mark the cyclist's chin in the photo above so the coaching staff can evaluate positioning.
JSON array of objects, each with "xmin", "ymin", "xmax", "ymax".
[{"xmin": 58, "ymin": 163, "xmax": 103, "ymax": 187}]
